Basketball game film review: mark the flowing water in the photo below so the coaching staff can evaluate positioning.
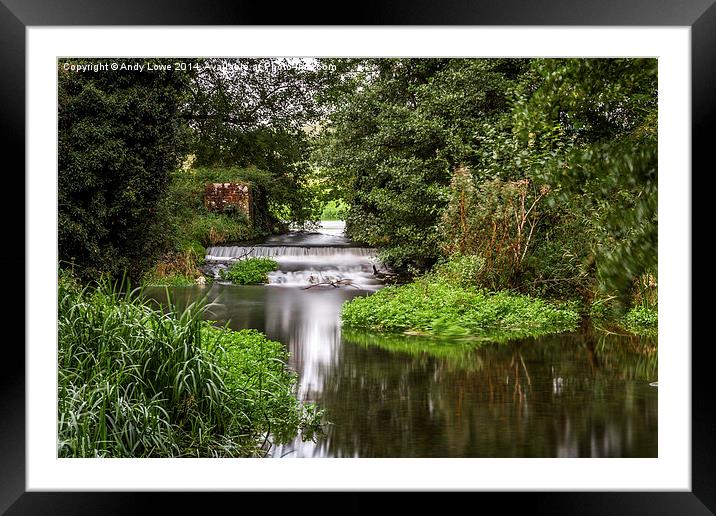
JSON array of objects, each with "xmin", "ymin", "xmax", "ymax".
[{"xmin": 146, "ymin": 221, "xmax": 657, "ymax": 458}]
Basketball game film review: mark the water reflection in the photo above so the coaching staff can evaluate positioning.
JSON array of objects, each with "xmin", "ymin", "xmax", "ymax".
[{"xmin": 145, "ymin": 284, "xmax": 657, "ymax": 458}]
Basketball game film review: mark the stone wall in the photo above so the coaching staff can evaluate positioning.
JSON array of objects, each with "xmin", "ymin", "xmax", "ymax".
[{"xmin": 204, "ymin": 182, "xmax": 252, "ymax": 220}]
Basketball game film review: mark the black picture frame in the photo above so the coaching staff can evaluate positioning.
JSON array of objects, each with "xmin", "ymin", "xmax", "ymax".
[{"xmin": 1, "ymin": 1, "xmax": 709, "ymax": 513}]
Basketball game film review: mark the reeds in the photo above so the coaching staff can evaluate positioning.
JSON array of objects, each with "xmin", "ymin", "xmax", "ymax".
[{"xmin": 58, "ymin": 271, "xmax": 320, "ymax": 457}]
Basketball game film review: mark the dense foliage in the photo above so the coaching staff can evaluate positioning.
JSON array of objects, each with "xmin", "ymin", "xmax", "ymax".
[
  {"xmin": 155, "ymin": 166, "xmax": 290, "ymax": 249},
  {"xmin": 144, "ymin": 164, "xmax": 309, "ymax": 286},
  {"xmin": 319, "ymin": 58, "xmax": 657, "ymax": 311},
  {"xmin": 58, "ymin": 59, "xmax": 191, "ymax": 280},
  {"xmin": 341, "ymin": 272, "xmax": 580, "ymax": 340},
  {"xmin": 320, "ymin": 199, "xmax": 348, "ymax": 221},
  {"xmin": 187, "ymin": 58, "xmax": 328, "ymax": 223},
  {"xmin": 56, "ymin": 57, "xmax": 658, "ymax": 460},
  {"xmin": 316, "ymin": 58, "xmax": 527, "ymax": 269},
  {"xmin": 220, "ymin": 258, "xmax": 279, "ymax": 285},
  {"xmin": 622, "ymin": 306, "xmax": 658, "ymax": 336},
  {"xmin": 515, "ymin": 59, "xmax": 658, "ymax": 305},
  {"xmin": 59, "ymin": 59, "xmax": 329, "ymax": 282},
  {"xmin": 58, "ymin": 272, "xmax": 321, "ymax": 457}
]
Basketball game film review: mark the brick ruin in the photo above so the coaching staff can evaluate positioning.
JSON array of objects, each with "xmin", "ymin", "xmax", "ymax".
[{"xmin": 204, "ymin": 182, "xmax": 252, "ymax": 220}]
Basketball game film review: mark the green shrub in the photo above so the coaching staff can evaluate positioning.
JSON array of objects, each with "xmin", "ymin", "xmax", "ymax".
[
  {"xmin": 622, "ymin": 306, "xmax": 658, "ymax": 336},
  {"xmin": 341, "ymin": 277, "xmax": 580, "ymax": 340},
  {"xmin": 189, "ymin": 212, "xmax": 252, "ymax": 247},
  {"xmin": 155, "ymin": 168, "xmax": 259, "ymax": 253},
  {"xmin": 58, "ymin": 272, "xmax": 321, "ymax": 457},
  {"xmin": 58, "ymin": 59, "xmax": 191, "ymax": 281},
  {"xmin": 220, "ymin": 258, "xmax": 279, "ymax": 285},
  {"xmin": 207, "ymin": 327, "xmax": 324, "ymax": 442},
  {"xmin": 434, "ymin": 254, "xmax": 486, "ymax": 288}
]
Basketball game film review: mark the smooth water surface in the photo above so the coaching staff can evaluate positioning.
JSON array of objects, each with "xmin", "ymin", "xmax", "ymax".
[{"xmin": 146, "ymin": 222, "xmax": 657, "ymax": 458}]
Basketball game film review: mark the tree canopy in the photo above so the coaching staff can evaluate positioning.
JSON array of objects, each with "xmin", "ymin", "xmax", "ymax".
[
  {"xmin": 316, "ymin": 57, "xmax": 657, "ymax": 305},
  {"xmin": 315, "ymin": 58, "xmax": 528, "ymax": 269},
  {"xmin": 58, "ymin": 59, "xmax": 191, "ymax": 279}
]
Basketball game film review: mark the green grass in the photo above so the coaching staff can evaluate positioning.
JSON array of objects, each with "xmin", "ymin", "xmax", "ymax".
[
  {"xmin": 58, "ymin": 271, "xmax": 321, "ymax": 457},
  {"xmin": 341, "ymin": 277, "xmax": 580, "ymax": 339},
  {"xmin": 219, "ymin": 258, "xmax": 279, "ymax": 285},
  {"xmin": 188, "ymin": 211, "xmax": 253, "ymax": 247}
]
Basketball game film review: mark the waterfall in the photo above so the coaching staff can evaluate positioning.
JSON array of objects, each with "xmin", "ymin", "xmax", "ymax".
[{"xmin": 204, "ymin": 244, "xmax": 386, "ymax": 289}]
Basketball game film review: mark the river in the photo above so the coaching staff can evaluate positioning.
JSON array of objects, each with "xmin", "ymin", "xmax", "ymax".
[{"xmin": 145, "ymin": 221, "xmax": 657, "ymax": 458}]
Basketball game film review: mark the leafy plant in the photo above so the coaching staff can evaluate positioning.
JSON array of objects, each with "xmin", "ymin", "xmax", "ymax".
[
  {"xmin": 219, "ymin": 258, "xmax": 279, "ymax": 285},
  {"xmin": 58, "ymin": 59, "xmax": 191, "ymax": 281},
  {"xmin": 622, "ymin": 306, "xmax": 658, "ymax": 337},
  {"xmin": 320, "ymin": 199, "xmax": 348, "ymax": 221},
  {"xmin": 341, "ymin": 276, "xmax": 580, "ymax": 339},
  {"xmin": 514, "ymin": 58, "xmax": 657, "ymax": 306},
  {"xmin": 440, "ymin": 169, "xmax": 549, "ymax": 290},
  {"xmin": 316, "ymin": 58, "xmax": 528, "ymax": 271},
  {"xmin": 57, "ymin": 271, "xmax": 322, "ymax": 457}
]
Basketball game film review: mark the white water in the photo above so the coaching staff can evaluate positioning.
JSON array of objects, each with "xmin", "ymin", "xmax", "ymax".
[
  {"xmin": 205, "ymin": 246, "xmax": 377, "ymax": 259},
  {"xmin": 204, "ymin": 221, "xmax": 386, "ymax": 289}
]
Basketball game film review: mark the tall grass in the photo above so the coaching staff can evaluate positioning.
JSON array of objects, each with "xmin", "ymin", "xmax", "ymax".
[
  {"xmin": 58, "ymin": 272, "xmax": 321, "ymax": 457},
  {"xmin": 142, "ymin": 248, "xmax": 206, "ymax": 287}
]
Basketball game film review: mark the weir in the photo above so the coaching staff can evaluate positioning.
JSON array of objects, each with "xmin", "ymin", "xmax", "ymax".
[
  {"xmin": 205, "ymin": 245, "xmax": 377, "ymax": 259},
  {"xmin": 204, "ymin": 223, "xmax": 386, "ymax": 289}
]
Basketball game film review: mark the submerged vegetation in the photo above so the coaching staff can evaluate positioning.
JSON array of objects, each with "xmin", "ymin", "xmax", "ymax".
[
  {"xmin": 58, "ymin": 272, "xmax": 321, "ymax": 457},
  {"xmin": 220, "ymin": 258, "xmax": 279, "ymax": 285}
]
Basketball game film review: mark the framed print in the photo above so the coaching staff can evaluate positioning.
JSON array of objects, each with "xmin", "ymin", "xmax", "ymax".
[{"xmin": 2, "ymin": 0, "xmax": 711, "ymax": 513}]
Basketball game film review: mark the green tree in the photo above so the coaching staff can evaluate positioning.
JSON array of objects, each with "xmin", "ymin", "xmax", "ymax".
[
  {"xmin": 514, "ymin": 58, "xmax": 658, "ymax": 304},
  {"xmin": 316, "ymin": 58, "xmax": 528, "ymax": 271},
  {"xmin": 186, "ymin": 58, "xmax": 328, "ymax": 224},
  {"xmin": 436, "ymin": 58, "xmax": 657, "ymax": 306},
  {"xmin": 58, "ymin": 59, "xmax": 191, "ymax": 279}
]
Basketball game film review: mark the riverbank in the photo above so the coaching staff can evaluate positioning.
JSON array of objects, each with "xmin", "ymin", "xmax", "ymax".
[
  {"xmin": 58, "ymin": 272, "xmax": 322, "ymax": 457},
  {"xmin": 141, "ymin": 167, "xmax": 291, "ymax": 287},
  {"xmin": 142, "ymin": 280, "xmax": 657, "ymax": 458}
]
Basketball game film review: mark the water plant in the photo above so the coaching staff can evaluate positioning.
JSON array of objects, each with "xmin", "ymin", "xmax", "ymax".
[
  {"xmin": 58, "ymin": 271, "xmax": 321, "ymax": 457},
  {"xmin": 341, "ymin": 277, "xmax": 580, "ymax": 339},
  {"xmin": 219, "ymin": 258, "xmax": 279, "ymax": 285}
]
